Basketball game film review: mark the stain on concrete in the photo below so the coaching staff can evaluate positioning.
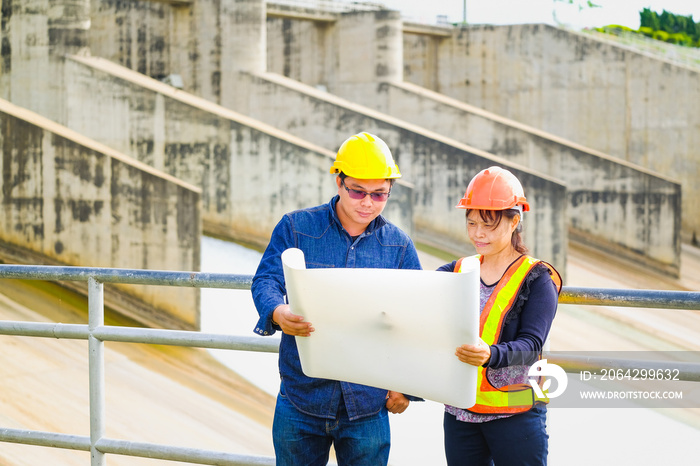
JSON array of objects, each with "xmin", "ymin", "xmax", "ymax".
[
  {"xmin": 70, "ymin": 199, "xmax": 96, "ymax": 222},
  {"xmin": 376, "ymin": 25, "xmax": 390, "ymax": 40},
  {"xmin": 177, "ymin": 187, "xmax": 198, "ymax": 246},
  {"xmin": 53, "ymin": 198, "xmax": 64, "ymax": 234},
  {"xmin": 136, "ymin": 139, "xmax": 155, "ymax": 162},
  {"xmin": 213, "ymin": 143, "xmax": 229, "ymax": 214},
  {"xmin": 137, "ymin": 22, "xmax": 148, "ymax": 74},
  {"xmin": 489, "ymin": 137, "xmax": 523, "ymax": 156},
  {"xmin": 48, "ymin": 28, "xmax": 88, "ymax": 50},
  {"xmin": 211, "ymin": 71, "xmax": 221, "ymax": 100},
  {"xmin": 282, "ymin": 18, "xmax": 292, "ymax": 78},
  {"xmin": 1, "ymin": 0, "xmax": 11, "ymax": 31},
  {"xmin": 1, "ymin": 37, "xmax": 10, "ymax": 74},
  {"xmin": 2, "ymin": 117, "xmax": 42, "ymax": 198}
]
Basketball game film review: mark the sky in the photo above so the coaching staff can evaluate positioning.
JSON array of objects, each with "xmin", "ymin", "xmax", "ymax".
[{"xmin": 376, "ymin": 0, "xmax": 700, "ymax": 30}]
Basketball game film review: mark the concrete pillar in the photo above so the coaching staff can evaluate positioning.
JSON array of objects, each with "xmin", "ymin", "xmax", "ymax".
[
  {"xmin": 220, "ymin": 0, "xmax": 266, "ymax": 110},
  {"xmin": 170, "ymin": 5, "xmax": 192, "ymax": 90},
  {"xmin": 189, "ymin": 0, "xmax": 220, "ymax": 102},
  {"xmin": 335, "ymin": 9, "xmax": 403, "ymax": 102}
]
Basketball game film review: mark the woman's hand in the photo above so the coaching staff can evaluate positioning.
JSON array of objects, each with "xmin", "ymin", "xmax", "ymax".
[{"xmin": 455, "ymin": 338, "xmax": 491, "ymax": 366}]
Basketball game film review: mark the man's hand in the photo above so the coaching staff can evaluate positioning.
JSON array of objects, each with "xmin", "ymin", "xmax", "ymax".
[
  {"xmin": 455, "ymin": 338, "xmax": 491, "ymax": 366},
  {"xmin": 385, "ymin": 391, "xmax": 409, "ymax": 414},
  {"xmin": 272, "ymin": 304, "xmax": 314, "ymax": 337}
]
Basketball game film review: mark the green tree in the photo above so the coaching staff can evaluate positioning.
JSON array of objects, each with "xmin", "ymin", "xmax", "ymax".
[
  {"xmin": 659, "ymin": 9, "xmax": 678, "ymax": 34},
  {"xmin": 683, "ymin": 15, "xmax": 697, "ymax": 38},
  {"xmin": 637, "ymin": 9, "xmax": 700, "ymax": 46},
  {"xmin": 675, "ymin": 15, "xmax": 689, "ymax": 35},
  {"xmin": 640, "ymin": 8, "xmax": 660, "ymax": 30}
]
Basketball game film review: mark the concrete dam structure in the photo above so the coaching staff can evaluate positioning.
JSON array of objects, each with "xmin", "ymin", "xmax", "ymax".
[
  {"xmin": 0, "ymin": 0, "xmax": 693, "ymax": 328},
  {"xmin": 0, "ymin": 99, "xmax": 201, "ymax": 330}
]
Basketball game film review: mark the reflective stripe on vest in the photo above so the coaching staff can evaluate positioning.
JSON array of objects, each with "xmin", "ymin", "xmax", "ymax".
[{"xmin": 456, "ymin": 254, "xmax": 561, "ymax": 414}]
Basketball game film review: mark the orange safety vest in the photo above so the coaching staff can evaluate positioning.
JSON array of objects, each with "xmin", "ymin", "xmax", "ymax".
[{"xmin": 455, "ymin": 254, "xmax": 562, "ymax": 414}]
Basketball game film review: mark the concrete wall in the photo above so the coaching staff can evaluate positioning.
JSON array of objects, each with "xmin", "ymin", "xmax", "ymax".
[
  {"xmin": 240, "ymin": 72, "xmax": 568, "ymax": 272},
  {"xmin": 4, "ymin": 0, "xmax": 688, "ymax": 277},
  {"xmin": 88, "ymin": 0, "xmax": 266, "ymax": 109},
  {"xmin": 63, "ymin": 54, "xmax": 415, "ymax": 246},
  {"xmin": 2, "ymin": 0, "xmax": 414, "ymax": 254},
  {"xmin": 0, "ymin": 0, "xmax": 90, "ymax": 122},
  {"xmin": 365, "ymin": 81, "xmax": 681, "ymax": 275},
  {"xmin": 266, "ymin": 8, "xmax": 404, "ymax": 100},
  {"xmin": 403, "ymin": 23, "xmax": 700, "ymax": 243},
  {"xmin": 82, "ymin": 1, "xmax": 565, "ymax": 270},
  {"xmin": 0, "ymin": 98, "xmax": 202, "ymax": 330},
  {"xmin": 89, "ymin": 0, "xmax": 205, "ymax": 99},
  {"xmin": 264, "ymin": 13, "xmax": 683, "ymax": 275},
  {"xmin": 335, "ymin": 10, "xmax": 403, "ymax": 93},
  {"xmin": 266, "ymin": 10, "xmax": 335, "ymax": 90}
]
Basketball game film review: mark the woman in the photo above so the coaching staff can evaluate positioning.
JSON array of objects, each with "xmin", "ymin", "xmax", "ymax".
[{"xmin": 439, "ymin": 166, "xmax": 561, "ymax": 466}]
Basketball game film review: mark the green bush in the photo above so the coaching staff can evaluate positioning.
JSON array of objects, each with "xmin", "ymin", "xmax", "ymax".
[
  {"xmin": 641, "ymin": 8, "xmax": 699, "ymax": 44},
  {"xmin": 638, "ymin": 26, "xmax": 654, "ymax": 38},
  {"xmin": 668, "ymin": 32, "xmax": 694, "ymax": 46},
  {"xmin": 596, "ymin": 8, "xmax": 700, "ymax": 49},
  {"xmin": 600, "ymin": 24, "xmax": 633, "ymax": 34},
  {"xmin": 652, "ymin": 30, "xmax": 669, "ymax": 42}
]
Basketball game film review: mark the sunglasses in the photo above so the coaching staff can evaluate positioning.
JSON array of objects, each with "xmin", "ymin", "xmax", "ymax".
[{"xmin": 341, "ymin": 179, "xmax": 391, "ymax": 202}]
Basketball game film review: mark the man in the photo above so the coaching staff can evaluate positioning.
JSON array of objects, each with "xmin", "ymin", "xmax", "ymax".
[{"xmin": 252, "ymin": 132, "xmax": 422, "ymax": 465}]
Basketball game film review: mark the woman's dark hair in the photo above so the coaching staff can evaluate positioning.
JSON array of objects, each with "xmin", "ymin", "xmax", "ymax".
[{"xmin": 467, "ymin": 208, "xmax": 529, "ymax": 254}]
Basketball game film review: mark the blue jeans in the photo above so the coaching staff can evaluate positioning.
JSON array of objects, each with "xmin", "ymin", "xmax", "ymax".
[
  {"xmin": 443, "ymin": 406, "xmax": 549, "ymax": 466},
  {"xmin": 273, "ymin": 392, "xmax": 390, "ymax": 466}
]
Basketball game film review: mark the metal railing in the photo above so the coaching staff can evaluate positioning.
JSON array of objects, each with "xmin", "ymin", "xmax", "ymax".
[
  {"xmin": 1, "ymin": 264, "xmax": 700, "ymax": 465},
  {"xmin": 0, "ymin": 265, "xmax": 279, "ymax": 466}
]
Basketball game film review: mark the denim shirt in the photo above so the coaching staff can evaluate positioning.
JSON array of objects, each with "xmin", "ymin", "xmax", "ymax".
[{"xmin": 251, "ymin": 196, "xmax": 422, "ymax": 421}]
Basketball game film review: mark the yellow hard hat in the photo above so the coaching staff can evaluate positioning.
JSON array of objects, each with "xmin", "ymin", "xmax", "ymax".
[{"xmin": 330, "ymin": 132, "xmax": 401, "ymax": 179}]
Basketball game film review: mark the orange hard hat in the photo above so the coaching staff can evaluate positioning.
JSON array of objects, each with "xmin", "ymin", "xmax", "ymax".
[{"xmin": 456, "ymin": 166, "xmax": 530, "ymax": 211}]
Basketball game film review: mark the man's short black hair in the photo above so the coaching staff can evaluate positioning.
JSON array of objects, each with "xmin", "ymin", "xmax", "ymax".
[{"xmin": 337, "ymin": 171, "xmax": 396, "ymax": 186}]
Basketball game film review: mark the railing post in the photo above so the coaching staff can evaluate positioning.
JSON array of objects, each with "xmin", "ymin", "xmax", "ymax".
[{"xmin": 88, "ymin": 277, "xmax": 106, "ymax": 466}]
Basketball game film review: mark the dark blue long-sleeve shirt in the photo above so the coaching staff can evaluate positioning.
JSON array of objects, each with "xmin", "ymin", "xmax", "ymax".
[{"xmin": 252, "ymin": 196, "xmax": 422, "ymax": 421}]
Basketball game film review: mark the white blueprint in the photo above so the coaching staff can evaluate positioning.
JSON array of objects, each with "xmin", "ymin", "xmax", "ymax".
[{"xmin": 282, "ymin": 248, "xmax": 479, "ymax": 408}]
